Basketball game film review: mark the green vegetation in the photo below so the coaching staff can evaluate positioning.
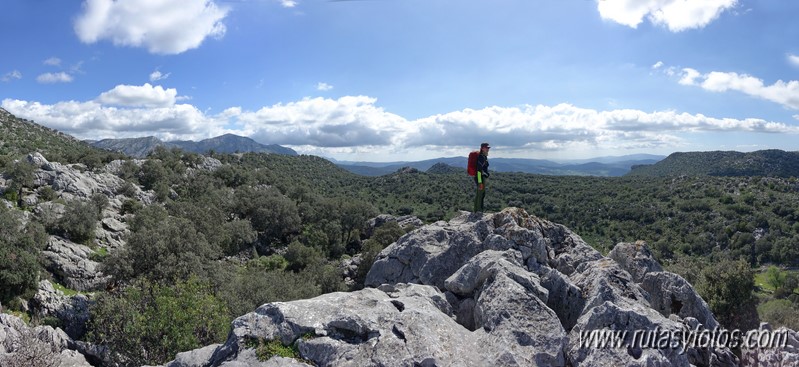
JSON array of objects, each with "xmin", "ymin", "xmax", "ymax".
[
  {"xmin": 0, "ymin": 205, "xmax": 47, "ymax": 305},
  {"xmin": 87, "ymin": 276, "xmax": 230, "ymax": 366}
]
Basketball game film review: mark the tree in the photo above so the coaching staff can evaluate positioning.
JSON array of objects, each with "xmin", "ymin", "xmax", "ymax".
[
  {"xmin": 104, "ymin": 207, "xmax": 220, "ymax": 283},
  {"xmin": 0, "ymin": 206, "xmax": 46, "ymax": 304},
  {"xmin": 696, "ymin": 258, "xmax": 758, "ymax": 330},
  {"xmin": 87, "ymin": 276, "xmax": 230, "ymax": 366},
  {"xmin": 57, "ymin": 199, "xmax": 99, "ymax": 243}
]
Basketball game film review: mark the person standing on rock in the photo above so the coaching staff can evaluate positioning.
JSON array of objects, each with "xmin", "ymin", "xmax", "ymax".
[{"xmin": 474, "ymin": 142, "xmax": 490, "ymax": 212}]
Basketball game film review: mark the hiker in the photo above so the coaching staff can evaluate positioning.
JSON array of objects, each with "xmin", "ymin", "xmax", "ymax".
[{"xmin": 473, "ymin": 142, "xmax": 490, "ymax": 212}]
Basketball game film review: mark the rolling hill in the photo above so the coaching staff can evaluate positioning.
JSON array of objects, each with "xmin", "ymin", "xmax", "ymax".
[
  {"xmin": 627, "ymin": 150, "xmax": 799, "ymax": 177},
  {"xmin": 90, "ymin": 134, "xmax": 297, "ymax": 158}
]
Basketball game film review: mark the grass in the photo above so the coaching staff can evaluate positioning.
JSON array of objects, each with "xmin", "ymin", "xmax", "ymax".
[
  {"xmin": 52, "ymin": 282, "xmax": 80, "ymax": 296},
  {"xmin": 246, "ymin": 334, "xmax": 316, "ymax": 365}
]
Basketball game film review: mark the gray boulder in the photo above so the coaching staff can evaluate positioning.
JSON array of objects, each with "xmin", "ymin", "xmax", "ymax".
[
  {"xmin": 41, "ymin": 236, "xmax": 110, "ymax": 291},
  {"xmin": 740, "ymin": 323, "xmax": 799, "ymax": 367},
  {"xmin": 165, "ymin": 283, "xmax": 488, "ymax": 367},
  {"xmin": 0, "ymin": 313, "xmax": 91, "ymax": 367},
  {"xmin": 31, "ymin": 280, "xmax": 91, "ymax": 340},
  {"xmin": 641, "ymin": 271, "xmax": 719, "ymax": 330},
  {"xmin": 608, "ymin": 241, "xmax": 663, "ymax": 283},
  {"xmin": 365, "ymin": 214, "xmax": 424, "ymax": 238}
]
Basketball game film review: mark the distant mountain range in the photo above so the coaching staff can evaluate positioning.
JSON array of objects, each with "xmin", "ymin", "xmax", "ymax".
[
  {"xmin": 627, "ymin": 150, "xmax": 799, "ymax": 177},
  {"xmin": 333, "ymin": 154, "xmax": 665, "ymax": 177},
  {"xmin": 89, "ymin": 134, "xmax": 297, "ymax": 158}
]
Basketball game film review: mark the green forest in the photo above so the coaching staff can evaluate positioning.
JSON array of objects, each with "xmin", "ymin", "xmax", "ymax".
[{"xmin": 3, "ymin": 111, "xmax": 799, "ymax": 365}]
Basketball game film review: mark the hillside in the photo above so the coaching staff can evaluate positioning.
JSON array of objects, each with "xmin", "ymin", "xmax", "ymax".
[
  {"xmin": 336, "ymin": 155, "xmax": 663, "ymax": 177},
  {"xmin": 0, "ymin": 107, "xmax": 110, "ymax": 164},
  {"xmin": 628, "ymin": 150, "xmax": 799, "ymax": 177},
  {"xmin": 91, "ymin": 134, "xmax": 297, "ymax": 158}
]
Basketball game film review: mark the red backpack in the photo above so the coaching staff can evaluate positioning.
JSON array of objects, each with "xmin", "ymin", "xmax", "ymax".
[{"xmin": 467, "ymin": 151, "xmax": 479, "ymax": 176}]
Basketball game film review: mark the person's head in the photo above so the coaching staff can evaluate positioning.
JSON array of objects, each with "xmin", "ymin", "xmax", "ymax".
[{"xmin": 480, "ymin": 142, "xmax": 491, "ymax": 155}]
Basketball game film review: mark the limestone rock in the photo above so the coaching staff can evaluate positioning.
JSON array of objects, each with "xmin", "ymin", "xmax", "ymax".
[
  {"xmin": 41, "ymin": 236, "xmax": 109, "ymax": 291},
  {"xmin": 0, "ymin": 313, "xmax": 91, "ymax": 367},
  {"xmin": 608, "ymin": 241, "xmax": 663, "ymax": 283},
  {"xmin": 31, "ymin": 280, "xmax": 91, "ymax": 340}
]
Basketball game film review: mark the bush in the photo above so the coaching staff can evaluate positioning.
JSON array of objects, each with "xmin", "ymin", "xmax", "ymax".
[
  {"xmin": 104, "ymin": 211, "xmax": 221, "ymax": 283},
  {"xmin": 57, "ymin": 199, "xmax": 99, "ymax": 243},
  {"xmin": 87, "ymin": 276, "xmax": 230, "ymax": 366},
  {"xmin": 758, "ymin": 299, "xmax": 799, "ymax": 330},
  {"xmin": 0, "ymin": 207, "xmax": 47, "ymax": 304}
]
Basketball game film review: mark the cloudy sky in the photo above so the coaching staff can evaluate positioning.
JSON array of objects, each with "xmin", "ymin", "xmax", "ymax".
[{"xmin": 1, "ymin": 0, "xmax": 798, "ymax": 161}]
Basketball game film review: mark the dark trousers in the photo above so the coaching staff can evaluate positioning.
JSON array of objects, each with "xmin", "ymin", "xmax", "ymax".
[{"xmin": 474, "ymin": 177, "xmax": 486, "ymax": 212}]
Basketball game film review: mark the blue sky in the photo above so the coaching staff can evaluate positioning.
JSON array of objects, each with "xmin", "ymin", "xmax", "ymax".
[{"xmin": 1, "ymin": 0, "xmax": 798, "ymax": 161}]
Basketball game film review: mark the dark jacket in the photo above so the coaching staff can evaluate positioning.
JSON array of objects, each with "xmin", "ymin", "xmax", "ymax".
[{"xmin": 475, "ymin": 153, "xmax": 489, "ymax": 183}]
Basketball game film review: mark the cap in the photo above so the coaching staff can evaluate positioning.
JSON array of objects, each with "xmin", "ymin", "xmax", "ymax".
[{"xmin": 480, "ymin": 143, "xmax": 491, "ymax": 149}]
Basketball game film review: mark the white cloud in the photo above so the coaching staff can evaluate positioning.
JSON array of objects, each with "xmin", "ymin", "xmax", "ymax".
[
  {"xmin": 233, "ymin": 96, "xmax": 406, "ymax": 147},
  {"xmin": 2, "ymin": 70, "xmax": 22, "ymax": 82},
  {"xmin": 597, "ymin": 0, "xmax": 737, "ymax": 32},
  {"xmin": 36, "ymin": 72, "xmax": 74, "ymax": 84},
  {"xmin": 1, "ymin": 98, "xmax": 221, "ymax": 141},
  {"xmin": 149, "ymin": 70, "xmax": 171, "ymax": 82},
  {"xmin": 74, "ymin": 0, "xmax": 229, "ymax": 55},
  {"xmin": 788, "ymin": 54, "xmax": 799, "ymax": 68},
  {"xmin": 402, "ymin": 103, "xmax": 796, "ymax": 154},
  {"xmin": 3, "ymin": 94, "xmax": 796, "ymax": 157},
  {"xmin": 43, "ymin": 57, "xmax": 62, "ymax": 66},
  {"xmin": 651, "ymin": 61, "xmax": 664, "ymax": 70},
  {"xmin": 97, "ymin": 83, "xmax": 178, "ymax": 108},
  {"xmin": 678, "ymin": 68, "xmax": 701, "ymax": 86},
  {"xmin": 280, "ymin": 0, "xmax": 298, "ymax": 8},
  {"xmin": 316, "ymin": 82, "xmax": 333, "ymax": 91},
  {"xmin": 673, "ymin": 68, "xmax": 799, "ymax": 110}
]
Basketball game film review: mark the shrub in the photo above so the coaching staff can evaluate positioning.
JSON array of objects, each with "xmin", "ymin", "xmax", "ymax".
[
  {"xmin": 57, "ymin": 199, "xmax": 99, "ymax": 243},
  {"xmin": 758, "ymin": 299, "xmax": 799, "ymax": 330},
  {"xmin": 87, "ymin": 276, "xmax": 230, "ymax": 366},
  {"xmin": 0, "ymin": 207, "xmax": 46, "ymax": 304}
]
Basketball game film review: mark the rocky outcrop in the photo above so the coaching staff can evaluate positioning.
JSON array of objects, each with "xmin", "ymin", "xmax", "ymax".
[
  {"xmin": 163, "ymin": 208, "xmax": 790, "ymax": 367},
  {"xmin": 31, "ymin": 280, "xmax": 91, "ymax": 340},
  {"xmin": 0, "ymin": 313, "xmax": 92, "ymax": 367},
  {"xmin": 41, "ymin": 236, "xmax": 110, "ymax": 292},
  {"xmin": 364, "ymin": 213, "xmax": 423, "ymax": 238},
  {"xmin": 26, "ymin": 152, "xmax": 154, "ymax": 204}
]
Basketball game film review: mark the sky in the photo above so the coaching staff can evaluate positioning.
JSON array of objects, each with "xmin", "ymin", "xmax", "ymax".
[{"xmin": 1, "ymin": 0, "xmax": 798, "ymax": 162}]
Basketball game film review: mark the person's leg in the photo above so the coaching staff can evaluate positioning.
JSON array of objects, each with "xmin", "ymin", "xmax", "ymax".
[{"xmin": 474, "ymin": 181, "xmax": 485, "ymax": 212}]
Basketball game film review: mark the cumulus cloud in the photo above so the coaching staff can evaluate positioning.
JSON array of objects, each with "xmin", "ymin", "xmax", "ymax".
[
  {"xmin": 2, "ymin": 70, "xmax": 22, "ymax": 82},
  {"xmin": 651, "ymin": 61, "xmax": 664, "ymax": 69},
  {"xmin": 1, "ymin": 98, "xmax": 221, "ymax": 141},
  {"xmin": 597, "ymin": 0, "xmax": 737, "ymax": 32},
  {"xmin": 402, "ymin": 103, "xmax": 796, "ymax": 154},
  {"xmin": 74, "ymin": 0, "xmax": 229, "ymax": 55},
  {"xmin": 36, "ymin": 72, "xmax": 73, "ymax": 84},
  {"xmin": 316, "ymin": 82, "xmax": 333, "ymax": 91},
  {"xmin": 788, "ymin": 54, "xmax": 799, "ymax": 68},
  {"xmin": 97, "ymin": 83, "xmax": 178, "ymax": 108},
  {"xmin": 149, "ymin": 70, "xmax": 171, "ymax": 82},
  {"xmin": 231, "ymin": 96, "xmax": 406, "ymax": 147},
  {"xmin": 43, "ymin": 57, "xmax": 62, "ymax": 66},
  {"xmin": 3, "ymin": 93, "xmax": 797, "ymax": 156},
  {"xmin": 672, "ymin": 68, "xmax": 799, "ymax": 110},
  {"xmin": 280, "ymin": 0, "xmax": 298, "ymax": 8}
]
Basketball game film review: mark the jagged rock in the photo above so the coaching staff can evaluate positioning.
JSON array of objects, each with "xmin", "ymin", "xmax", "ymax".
[
  {"xmin": 741, "ymin": 324, "xmax": 799, "ymax": 367},
  {"xmin": 0, "ymin": 313, "xmax": 91, "ymax": 367},
  {"xmin": 365, "ymin": 214, "xmax": 424, "ymax": 238},
  {"xmin": 26, "ymin": 152, "xmax": 50, "ymax": 167},
  {"xmin": 197, "ymin": 156, "xmax": 223, "ymax": 171},
  {"xmin": 164, "ymin": 283, "xmax": 488, "ymax": 366},
  {"xmin": 165, "ymin": 208, "xmax": 747, "ymax": 367},
  {"xmin": 31, "ymin": 280, "xmax": 91, "ymax": 340},
  {"xmin": 41, "ymin": 236, "xmax": 110, "ymax": 291},
  {"xmin": 608, "ymin": 241, "xmax": 663, "ymax": 283},
  {"xmin": 21, "ymin": 193, "xmax": 38, "ymax": 207},
  {"xmin": 641, "ymin": 271, "xmax": 718, "ymax": 330},
  {"xmin": 102, "ymin": 217, "xmax": 127, "ymax": 232}
]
